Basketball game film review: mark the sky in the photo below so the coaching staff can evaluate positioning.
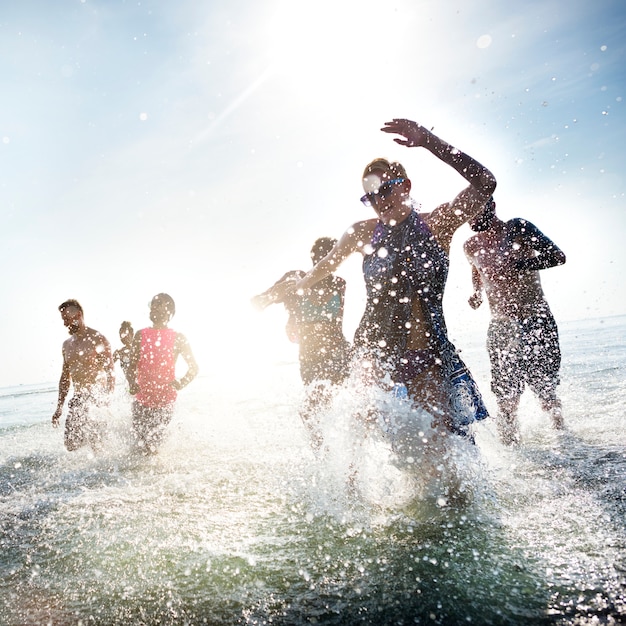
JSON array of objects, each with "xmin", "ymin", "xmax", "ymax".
[{"xmin": 0, "ymin": 0, "xmax": 624, "ymax": 387}]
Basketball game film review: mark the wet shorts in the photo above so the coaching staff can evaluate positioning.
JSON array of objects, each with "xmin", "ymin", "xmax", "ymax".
[
  {"xmin": 65, "ymin": 394, "xmax": 104, "ymax": 452},
  {"xmin": 132, "ymin": 401, "xmax": 175, "ymax": 453},
  {"xmin": 487, "ymin": 312, "xmax": 561, "ymax": 402}
]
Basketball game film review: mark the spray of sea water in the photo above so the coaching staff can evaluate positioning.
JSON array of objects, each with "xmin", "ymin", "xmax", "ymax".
[{"xmin": 1, "ymin": 316, "xmax": 625, "ymax": 625}]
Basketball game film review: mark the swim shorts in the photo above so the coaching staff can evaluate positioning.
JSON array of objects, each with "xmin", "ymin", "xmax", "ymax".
[
  {"xmin": 132, "ymin": 401, "xmax": 175, "ymax": 453},
  {"xmin": 487, "ymin": 311, "xmax": 561, "ymax": 402},
  {"xmin": 65, "ymin": 394, "xmax": 104, "ymax": 452}
]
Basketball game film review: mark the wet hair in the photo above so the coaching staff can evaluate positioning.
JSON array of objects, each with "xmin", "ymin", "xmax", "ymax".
[
  {"xmin": 151, "ymin": 293, "xmax": 176, "ymax": 317},
  {"xmin": 310, "ymin": 237, "xmax": 338, "ymax": 264},
  {"xmin": 362, "ymin": 158, "xmax": 408, "ymax": 189},
  {"xmin": 58, "ymin": 299, "xmax": 83, "ymax": 315}
]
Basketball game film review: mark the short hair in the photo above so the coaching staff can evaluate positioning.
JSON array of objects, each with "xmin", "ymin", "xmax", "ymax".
[
  {"xmin": 151, "ymin": 293, "xmax": 175, "ymax": 316},
  {"xmin": 310, "ymin": 237, "xmax": 337, "ymax": 264},
  {"xmin": 362, "ymin": 158, "xmax": 408, "ymax": 191},
  {"xmin": 58, "ymin": 299, "xmax": 83, "ymax": 315}
]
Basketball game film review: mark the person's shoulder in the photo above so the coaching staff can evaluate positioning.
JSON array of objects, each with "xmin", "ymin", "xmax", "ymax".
[
  {"xmin": 86, "ymin": 326, "xmax": 109, "ymax": 342},
  {"xmin": 506, "ymin": 217, "xmax": 535, "ymax": 229},
  {"xmin": 506, "ymin": 218, "xmax": 541, "ymax": 237}
]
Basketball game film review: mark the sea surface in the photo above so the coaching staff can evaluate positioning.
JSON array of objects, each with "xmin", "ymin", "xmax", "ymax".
[{"xmin": 1, "ymin": 315, "xmax": 625, "ymax": 625}]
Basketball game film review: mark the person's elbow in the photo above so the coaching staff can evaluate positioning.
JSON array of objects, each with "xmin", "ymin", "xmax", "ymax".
[{"xmin": 477, "ymin": 169, "xmax": 497, "ymax": 197}]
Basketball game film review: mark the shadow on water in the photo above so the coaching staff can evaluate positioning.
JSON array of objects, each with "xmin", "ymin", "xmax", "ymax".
[{"xmin": 513, "ymin": 431, "xmax": 626, "ymax": 623}]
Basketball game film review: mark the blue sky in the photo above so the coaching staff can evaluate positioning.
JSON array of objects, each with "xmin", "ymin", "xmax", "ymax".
[{"xmin": 1, "ymin": 0, "xmax": 624, "ymax": 387}]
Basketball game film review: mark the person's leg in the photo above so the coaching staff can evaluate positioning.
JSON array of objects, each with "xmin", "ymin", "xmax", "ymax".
[
  {"xmin": 299, "ymin": 382, "xmax": 331, "ymax": 453},
  {"xmin": 488, "ymin": 320, "xmax": 524, "ymax": 445},
  {"xmin": 495, "ymin": 395, "xmax": 522, "ymax": 445},
  {"xmin": 524, "ymin": 312, "xmax": 564, "ymax": 430}
]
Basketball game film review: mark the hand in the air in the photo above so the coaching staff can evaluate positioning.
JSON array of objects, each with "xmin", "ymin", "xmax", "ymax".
[{"xmin": 381, "ymin": 118, "xmax": 431, "ymax": 148}]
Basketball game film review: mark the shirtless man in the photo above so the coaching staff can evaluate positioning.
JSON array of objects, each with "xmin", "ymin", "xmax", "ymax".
[
  {"xmin": 463, "ymin": 197, "xmax": 566, "ymax": 445},
  {"xmin": 52, "ymin": 299, "xmax": 115, "ymax": 452}
]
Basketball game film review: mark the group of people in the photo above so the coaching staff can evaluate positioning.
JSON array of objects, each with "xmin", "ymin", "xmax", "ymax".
[
  {"xmin": 254, "ymin": 118, "xmax": 566, "ymax": 448},
  {"xmin": 52, "ymin": 293, "xmax": 199, "ymax": 455},
  {"xmin": 52, "ymin": 117, "xmax": 566, "ymax": 457}
]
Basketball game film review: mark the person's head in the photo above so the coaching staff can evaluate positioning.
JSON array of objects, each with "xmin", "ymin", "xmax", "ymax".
[
  {"xmin": 149, "ymin": 293, "xmax": 175, "ymax": 327},
  {"xmin": 119, "ymin": 321, "xmax": 134, "ymax": 344},
  {"xmin": 310, "ymin": 237, "xmax": 337, "ymax": 265},
  {"xmin": 58, "ymin": 299, "xmax": 84, "ymax": 334},
  {"xmin": 469, "ymin": 196, "xmax": 497, "ymax": 232},
  {"xmin": 360, "ymin": 158, "xmax": 412, "ymax": 223}
]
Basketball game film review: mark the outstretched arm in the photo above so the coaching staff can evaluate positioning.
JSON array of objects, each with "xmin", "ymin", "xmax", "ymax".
[
  {"xmin": 172, "ymin": 334, "xmax": 199, "ymax": 391},
  {"xmin": 251, "ymin": 271, "xmax": 303, "ymax": 311},
  {"xmin": 381, "ymin": 119, "xmax": 496, "ymax": 247},
  {"xmin": 295, "ymin": 219, "xmax": 376, "ymax": 291},
  {"xmin": 511, "ymin": 220, "xmax": 566, "ymax": 271}
]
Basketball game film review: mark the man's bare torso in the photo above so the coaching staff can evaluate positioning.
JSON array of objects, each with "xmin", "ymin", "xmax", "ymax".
[
  {"xmin": 63, "ymin": 328, "xmax": 110, "ymax": 390},
  {"xmin": 465, "ymin": 221, "xmax": 549, "ymax": 320}
]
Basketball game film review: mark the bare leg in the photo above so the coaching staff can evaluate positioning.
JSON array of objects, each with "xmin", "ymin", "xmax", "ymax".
[
  {"xmin": 540, "ymin": 396, "xmax": 564, "ymax": 430},
  {"xmin": 496, "ymin": 396, "xmax": 521, "ymax": 446}
]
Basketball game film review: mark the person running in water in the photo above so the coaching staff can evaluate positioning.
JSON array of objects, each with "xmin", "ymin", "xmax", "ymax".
[
  {"xmin": 252, "ymin": 237, "xmax": 351, "ymax": 450},
  {"xmin": 126, "ymin": 293, "xmax": 199, "ymax": 454},
  {"xmin": 293, "ymin": 118, "xmax": 497, "ymax": 440},
  {"xmin": 52, "ymin": 299, "xmax": 115, "ymax": 453},
  {"xmin": 464, "ymin": 196, "xmax": 566, "ymax": 444}
]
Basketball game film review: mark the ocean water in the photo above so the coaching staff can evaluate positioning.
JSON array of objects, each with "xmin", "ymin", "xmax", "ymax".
[{"xmin": 0, "ymin": 316, "xmax": 624, "ymax": 625}]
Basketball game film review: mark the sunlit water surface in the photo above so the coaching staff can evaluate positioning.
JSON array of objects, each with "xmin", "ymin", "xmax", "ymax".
[{"xmin": 1, "ymin": 316, "xmax": 624, "ymax": 625}]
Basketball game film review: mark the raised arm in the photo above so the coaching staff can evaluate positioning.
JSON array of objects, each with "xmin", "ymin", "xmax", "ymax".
[
  {"xmin": 381, "ymin": 119, "xmax": 496, "ymax": 248},
  {"xmin": 510, "ymin": 220, "xmax": 566, "ymax": 271}
]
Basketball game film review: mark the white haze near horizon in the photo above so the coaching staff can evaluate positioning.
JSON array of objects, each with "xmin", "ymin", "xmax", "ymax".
[{"xmin": 0, "ymin": 0, "xmax": 624, "ymax": 387}]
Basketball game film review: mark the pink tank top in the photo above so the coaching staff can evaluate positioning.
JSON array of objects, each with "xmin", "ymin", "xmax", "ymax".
[{"xmin": 136, "ymin": 328, "xmax": 178, "ymax": 408}]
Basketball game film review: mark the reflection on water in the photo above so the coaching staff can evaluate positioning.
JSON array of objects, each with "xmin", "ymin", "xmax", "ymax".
[{"xmin": 0, "ymin": 318, "xmax": 625, "ymax": 625}]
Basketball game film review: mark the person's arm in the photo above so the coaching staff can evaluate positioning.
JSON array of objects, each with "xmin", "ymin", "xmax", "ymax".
[
  {"xmin": 52, "ymin": 358, "xmax": 71, "ymax": 427},
  {"xmin": 334, "ymin": 277, "xmax": 347, "ymax": 328},
  {"xmin": 171, "ymin": 334, "xmax": 199, "ymax": 391},
  {"xmin": 251, "ymin": 271, "xmax": 303, "ymax": 310},
  {"xmin": 468, "ymin": 265, "xmax": 484, "ymax": 309},
  {"xmin": 99, "ymin": 336, "xmax": 115, "ymax": 395},
  {"xmin": 295, "ymin": 219, "xmax": 376, "ymax": 291},
  {"xmin": 510, "ymin": 220, "xmax": 566, "ymax": 271},
  {"xmin": 381, "ymin": 119, "xmax": 497, "ymax": 247},
  {"xmin": 126, "ymin": 331, "xmax": 142, "ymax": 395}
]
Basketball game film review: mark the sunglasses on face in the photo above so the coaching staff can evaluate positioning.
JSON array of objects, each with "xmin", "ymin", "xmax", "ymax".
[{"xmin": 360, "ymin": 178, "xmax": 405, "ymax": 207}]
